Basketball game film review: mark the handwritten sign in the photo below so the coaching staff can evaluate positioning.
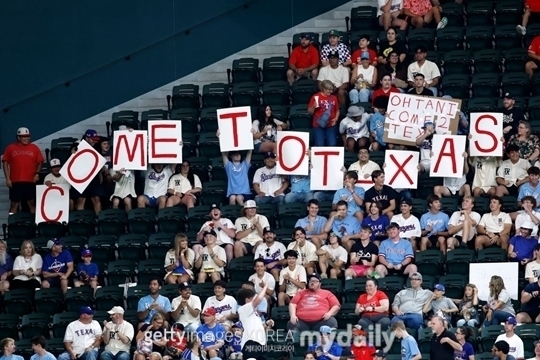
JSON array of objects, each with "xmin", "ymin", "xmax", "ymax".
[
  {"xmin": 430, "ymin": 135, "xmax": 466, "ymax": 179},
  {"xmin": 384, "ymin": 150, "xmax": 419, "ymax": 189},
  {"xmin": 113, "ymin": 130, "xmax": 148, "ymax": 170},
  {"xmin": 148, "ymin": 121, "xmax": 183, "ymax": 164},
  {"xmin": 217, "ymin": 106, "xmax": 254, "ymax": 152},
  {"xmin": 36, "ymin": 184, "xmax": 70, "ymax": 224},
  {"xmin": 310, "ymin": 147, "xmax": 344, "ymax": 191},
  {"xmin": 469, "ymin": 113, "xmax": 504, "ymax": 157},
  {"xmin": 276, "ymin": 131, "xmax": 310, "ymax": 175},
  {"xmin": 469, "ymin": 262, "xmax": 518, "ymax": 300},
  {"xmin": 60, "ymin": 140, "xmax": 107, "ymax": 194}
]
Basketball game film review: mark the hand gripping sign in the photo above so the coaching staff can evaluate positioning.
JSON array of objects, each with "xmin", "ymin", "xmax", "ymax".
[
  {"xmin": 217, "ymin": 106, "xmax": 254, "ymax": 152},
  {"xmin": 148, "ymin": 121, "xmax": 183, "ymax": 164},
  {"xmin": 36, "ymin": 184, "xmax": 70, "ymax": 224},
  {"xmin": 276, "ymin": 131, "xmax": 310, "ymax": 176},
  {"xmin": 310, "ymin": 147, "xmax": 344, "ymax": 191},
  {"xmin": 469, "ymin": 113, "xmax": 504, "ymax": 157},
  {"xmin": 60, "ymin": 140, "xmax": 107, "ymax": 194},
  {"xmin": 430, "ymin": 134, "xmax": 467, "ymax": 179},
  {"xmin": 384, "ymin": 150, "xmax": 419, "ymax": 189},
  {"xmin": 113, "ymin": 130, "xmax": 148, "ymax": 170}
]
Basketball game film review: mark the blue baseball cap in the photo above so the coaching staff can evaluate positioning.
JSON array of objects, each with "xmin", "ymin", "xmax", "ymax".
[
  {"xmin": 80, "ymin": 306, "xmax": 94, "ymax": 315},
  {"xmin": 434, "ymin": 284, "xmax": 446, "ymax": 292},
  {"xmin": 319, "ymin": 325, "xmax": 332, "ymax": 334},
  {"xmin": 84, "ymin": 129, "xmax": 100, "ymax": 140},
  {"xmin": 506, "ymin": 316, "xmax": 517, "ymax": 325},
  {"xmin": 361, "ymin": 51, "xmax": 370, "ymax": 60},
  {"xmin": 81, "ymin": 249, "xmax": 93, "ymax": 257}
]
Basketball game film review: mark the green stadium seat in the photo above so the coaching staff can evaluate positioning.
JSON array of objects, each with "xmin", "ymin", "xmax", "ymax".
[
  {"xmin": 504, "ymin": 48, "xmax": 528, "ymax": 73},
  {"xmin": 127, "ymin": 208, "xmax": 156, "ymax": 236},
  {"xmin": 529, "ymin": 96, "xmax": 540, "ymax": 121},
  {"xmin": 349, "ymin": 6, "xmax": 377, "ymax": 31},
  {"xmin": 60, "ymin": 235, "xmax": 86, "ymax": 254},
  {"xmin": 443, "ymin": 50, "xmax": 471, "ymax": 75},
  {"xmin": 32, "ymin": 236, "xmax": 50, "ymax": 257},
  {"xmin": 278, "ymin": 203, "xmax": 306, "ymax": 229},
  {"xmin": 48, "ymin": 338, "xmax": 69, "ymax": 357},
  {"xmin": 321, "ymin": 31, "xmax": 350, "ymax": 47},
  {"xmin": 65, "ymin": 287, "xmax": 93, "ymax": 311},
  {"xmin": 107, "ymin": 260, "xmax": 137, "ymax": 285},
  {"xmin": 495, "ymin": 0, "xmax": 523, "ymax": 26},
  {"xmin": 94, "ymin": 285, "xmax": 124, "ymax": 310},
  {"xmin": 231, "ymin": 58, "xmax": 259, "ymax": 83},
  {"xmin": 263, "ymin": 57, "xmax": 288, "ymax": 83},
  {"xmin": 415, "ymin": 250, "xmax": 444, "ymax": 277},
  {"xmin": 225, "ymin": 280, "xmax": 244, "ymax": 297},
  {"xmin": 20, "ymin": 313, "xmax": 51, "ymax": 339},
  {"xmin": 274, "ymin": 228, "xmax": 294, "ymax": 247},
  {"xmin": 288, "ymin": 104, "xmax": 312, "ymax": 130},
  {"xmin": 472, "ymin": 49, "xmax": 501, "ymax": 74},
  {"xmin": 169, "ymin": 109, "xmax": 198, "ymax": 134},
  {"xmin": 516, "ymin": 324, "xmax": 540, "ymax": 353},
  {"xmin": 187, "ymin": 205, "xmax": 211, "ymax": 231},
  {"xmin": 7, "ymin": 213, "xmax": 35, "ymax": 239},
  {"xmin": 441, "ymin": 74, "xmax": 470, "ymax": 99},
  {"xmin": 436, "ymin": 27, "xmax": 464, "ymax": 52},
  {"xmin": 291, "ymin": 78, "xmax": 317, "ymax": 105},
  {"xmin": 378, "ymin": 276, "xmax": 404, "ymax": 302},
  {"xmin": 438, "ymin": 274, "xmax": 466, "ymax": 299},
  {"xmin": 501, "ymin": 73, "xmax": 529, "ymax": 97},
  {"xmin": 465, "ymin": 1, "xmax": 494, "ymax": 26},
  {"xmin": 344, "ymin": 278, "xmax": 367, "ymax": 303},
  {"xmin": 336, "ymin": 303, "xmax": 356, "ymax": 328},
  {"xmin": 408, "ymin": 28, "xmax": 436, "ymax": 51},
  {"xmin": 262, "ymin": 81, "xmax": 290, "ymax": 106},
  {"xmin": 477, "ymin": 248, "xmax": 508, "ymax": 263},
  {"xmin": 148, "ymin": 232, "xmax": 174, "ymax": 259},
  {"xmin": 87, "ymin": 235, "xmax": 117, "ymax": 263},
  {"xmin": 111, "ymin": 110, "xmax": 139, "ymax": 131},
  {"xmin": 480, "ymin": 326, "xmax": 504, "ymax": 352},
  {"xmin": 156, "ymin": 208, "xmax": 186, "ymax": 234},
  {"xmin": 471, "ymin": 74, "xmax": 500, "ymax": 98},
  {"xmin": 34, "ymin": 287, "xmax": 64, "ymax": 314},
  {"xmin": 231, "ymin": 82, "xmax": 259, "ymax": 107},
  {"xmin": 50, "ymin": 137, "xmax": 78, "ymax": 165},
  {"xmin": 466, "ymin": 97, "xmax": 497, "ymax": 113},
  {"xmin": 321, "ymin": 278, "xmax": 343, "ymax": 299},
  {"xmin": 202, "ymin": 83, "xmax": 230, "ymax": 109},
  {"xmin": 201, "ymin": 180, "xmax": 226, "ymax": 206},
  {"xmin": 473, "ymin": 197, "xmax": 490, "ymax": 214},
  {"xmin": 140, "ymin": 109, "xmax": 168, "ymax": 130},
  {"xmin": 269, "ymin": 104, "xmax": 289, "ymax": 120},
  {"xmin": 14, "ymin": 339, "xmax": 33, "ymax": 359},
  {"xmin": 37, "ymin": 221, "xmax": 64, "ymax": 239},
  {"xmin": 126, "ymin": 284, "xmax": 148, "ymax": 310},
  {"xmin": 418, "ymin": 328, "xmax": 433, "ymax": 353},
  {"xmin": 52, "ymin": 312, "xmax": 79, "ymax": 338},
  {"xmin": 229, "ymin": 256, "xmax": 255, "ymax": 281},
  {"xmin": 198, "ymin": 133, "xmax": 221, "ymax": 159},
  {"xmin": 425, "ymin": 50, "xmax": 442, "ymax": 65},
  {"xmin": 220, "ymin": 204, "xmax": 243, "ymax": 224},
  {"xmin": 494, "ymin": 25, "xmax": 522, "ymax": 50},
  {"xmin": 92, "ymin": 310, "xmax": 111, "ymax": 324},
  {"xmin": 442, "ymin": 2, "xmax": 465, "ymax": 27},
  {"xmin": 501, "ymin": 195, "xmax": 519, "ymax": 213},
  {"xmin": 466, "ymin": 26, "xmax": 494, "ymax": 51},
  {"xmin": 525, "ymin": 24, "xmax": 540, "ymax": 47},
  {"xmin": 117, "ymin": 234, "xmax": 147, "ymax": 261},
  {"xmin": 291, "ymin": 32, "xmax": 320, "ymax": 49},
  {"xmin": 271, "ymin": 306, "xmax": 291, "ymax": 330},
  {"xmin": 531, "ymin": 74, "xmax": 540, "ymax": 97},
  {"xmin": 317, "ymin": 201, "xmax": 333, "ymax": 219},
  {"xmin": 0, "ymin": 314, "xmax": 20, "ymax": 340},
  {"xmin": 257, "ymin": 203, "xmax": 277, "ymax": 228},
  {"xmin": 138, "ymin": 259, "xmax": 165, "ymax": 285},
  {"xmin": 440, "ymin": 197, "xmax": 459, "ymax": 213},
  {"xmin": 97, "ymin": 208, "xmax": 126, "ymax": 236},
  {"xmin": 210, "ymin": 157, "xmax": 226, "ymax": 182},
  {"xmin": 170, "ymin": 84, "xmax": 200, "ymax": 110},
  {"xmin": 199, "ymin": 107, "xmax": 218, "ymax": 133},
  {"xmin": 191, "ymin": 282, "xmax": 215, "ymax": 305}
]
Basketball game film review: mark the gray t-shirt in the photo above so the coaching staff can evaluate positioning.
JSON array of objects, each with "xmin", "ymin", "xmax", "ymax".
[
  {"xmin": 488, "ymin": 289, "xmax": 516, "ymax": 315},
  {"xmin": 429, "ymin": 296, "xmax": 457, "ymax": 322},
  {"xmin": 393, "ymin": 288, "xmax": 433, "ymax": 315}
]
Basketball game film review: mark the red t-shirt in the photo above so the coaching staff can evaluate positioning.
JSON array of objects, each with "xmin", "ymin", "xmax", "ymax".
[
  {"xmin": 167, "ymin": 334, "xmax": 187, "ymax": 352},
  {"xmin": 292, "ymin": 288, "xmax": 341, "ymax": 323},
  {"xmin": 289, "ymin": 45, "xmax": 320, "ymax": 69},
  {"xmin": 372, "ymin": 87, "xmax": 401, "ymax": 106},
  {"xmin": 2, "ymin": 142, "xmax": 44, "ymax": 183},
  {"xmin": 527, "ymin": 0, "xmax": 540, "ymax": 13},
  {"xmin": 351, "ymin": 345, "xmax": 376, "ymax": 360},
  {"xmin": 308, "ymin": 92, "xmax": 339, "ymax": 128},
  {"xmin": 529, "ymin": 36, "xmax": 540, "ymax": 57},
  {"xmin": 351, "ymin": 49, "xmax": 378, "ymax": 65},
  {"xmin": 403, "ymin": 0, "xmax": 432, "ymax": 16},
  {"xmin": 356, "ymin": 290, "xmax": 389, "ymax": 316}
]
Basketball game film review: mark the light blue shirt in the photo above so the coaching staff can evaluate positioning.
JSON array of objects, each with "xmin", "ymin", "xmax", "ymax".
[
  {"xmin": 331, "ymin": 215, "xmax": 361, "ymax": 237},
  {"xmin": 225, "ymin": 160, "xmax": 251, "ymax": 197},
  {"xmin": 379, "ymin": 238, "xmax": 414, "ymax": 266},
  {"xmin": 518, "ymin": 182, "xmax": 540, "ymax": 212},
  {"xmin": 401, "ymin": 335, "xmax": 420, "ymax": 360},
  {"xmin": 333, "ymin": 187, "xmax": 365, "ymax": 215},
  {"xmin": 31, "ymin": 352, "xmax": 57, "ymax": 360},
  {"xmin": 289, "ymin": 175, "xmax": 311, "ymax": 193},
  {"xmin": 420, "ymin": 211, "xmax": 449, "ymax": 236},
  {"xmin": 137, "ymin": 294, "xmax": 172, "ymax": 323},
  {"xmin": 295, "ymin": 215, "xmax": 327, "ymax": 237},
  {"xmin": 1, "ymin": 355, "xmax": 25, "ymax": 360},
  {"xmin": 369, "ymin": 112, "xmax": 386, "ymax": 146}
]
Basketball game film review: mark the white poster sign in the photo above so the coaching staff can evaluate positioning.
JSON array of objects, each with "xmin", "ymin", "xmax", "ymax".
[
  {"xmin": 148, "ymin": 121, "xmax": 183, "ymax": 164},
  {"xmin": 60, "ymin": 140, "xmax": 107, "ymax": 194},
  {"xmin": 430, "ymin": 135, "xmax": 466, "ymax": 179},
  {"xmin": 469, "ymin": 113, "xmax": 504, "ymax": 157},
  {"xmin": 113, "ymin": 130, "xmax": 148, "ymax": 170},
  {"xmin": 217, "ymin": 106, "xmax": 254, "ymax": 152},
  {"xmin": 310, "ymin": 147, "xmax": 344, "ymax": 191},
  {"xmin": 384, "ymin": 150, "xmax": 419, "ymax": 189},
  {"xmin": 276, "ymin": 131, "xmax": 309, "ymax": 175},
  {"xmin": 470, "ymin": 262, "xmax": 519, "ymax": 300},
  {"xmin": 36, "ymin": 184, "xmax": 70, "ymax": 224}
]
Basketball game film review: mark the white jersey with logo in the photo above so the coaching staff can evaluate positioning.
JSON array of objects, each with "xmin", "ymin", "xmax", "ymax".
[
  {"xmin": 199, "ymin": 218, "xmax": 235, "ymax": 245},
  {"xmin": 472, "ymin": 157, "xmax": 499, "ymax": 190},
  {"xmin": 287, "ymin": 241, "xmax": 318, "ymax": 266},
  {"xmin": 496, "ymin": 334, "xmax": 524, "ymax": 360},
  {"xmin": 144, "ymin": 166, "xmax": 173, "ymax": 198},
  {"xmin": 235, "ymin": 215, "xmax": 269, "ymax": 246},
  {"xmin": 254, "ymin": 241, "xmax": 287, "ymax": 262},
  {"xmin": 478, "ymin": 212, "xmax": 512, "ymax": 233},
  {"xmin": 64, "ymin": 320, "xmax": 103, "ymax": 355},
  {"xmin": 279, "ymin": 265, "xmax": 307, "ymax": 297},
  {"xmin": 172, "ymin": 294, "xmax": 202, "ymax": 325},
  {"xmin": 320, "ymin": 245, "xmax": 348, "ymax": 268},
  {"xmin": 249, "ymin": 272, "xmax": 276, "ymax": 294},
  {"xmin": 448, "ymin": 211, "xmax": 482, "ymax": 241},
  {"xmin": 515, "ymin": 211, "xmax": 540, "ymax": 237},
  {"xmin": 44, "ymin": 173, "xmax": 70, "ymax": 187},
  {"xmin": 203, "ymin": 295, "xmax": 238, "ymax": 321},
  {"xmin": 200, "ymin": 246, "xmax": 226, "ymax": 274},
  {"xmin": 497, "ymin": 159, "xmax": 530, "ymax": 186},
  {"xmin": 253, "ymin": 166, "xmax": 285, "ymax": 197},
  {"xmin": 525, "ymin": 261, "xmax": 540, "ymax": 282},
  {"xmin": 103, "ymin": 320, "xmax": 134, "ymax": 355},
  {"xmin": 390, "ymin": 214, "xmax": 422, "ymax": 238}
]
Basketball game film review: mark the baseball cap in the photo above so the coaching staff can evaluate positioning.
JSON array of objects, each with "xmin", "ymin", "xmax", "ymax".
[
  {"xmin": 210, "ymin": 204, "xmax": 220, "ymax": 211},
  {"xmin": 386, "ymin": 222, "xmax": 400, "ymax": 230},
  {"xmin": 263, "ymin": 227, "xmax": 275, "ymax": 235},
  {"xmin": 328, "ymin": 51, "xmax": 339, "ymax": 59},
  {"xmin": 81, "ymin": 249, "xmax": 93, "ymax": 257},
  {"xmin": 361, "ymin": 51, "xmax": 370, "ymax": 60},
  {"xmin": 328, "ymin": 29, "xmax": 340, "ymax": 37},
  {"xmin": 203, "ymin": 229, "xmax": 217, "ymax": 237},
  {"xmin": 179, "ymin": 282, "xmax": 192, "ymax": 291},
  {"xmin": 434, "ymin": 284, "xmax": 446, "ymax": 292},
  {"xmin": 17, "ymin": 127, "xmax": 30, "ymax": 136},
  {"xmin": 319, "ymin": 325, "xmax": 332, "ymax": 334},
  {"xmin": 308, "ymin": 273, "xmax": 322, "ymax": 282},
  {"xmin": 264, "ymin": 151, "xmax": 276, "ymax": 159},
  {"xmin": 506, "ymin": 316, "xmax": 517, "ymax": 325},
  {"xmin": 80, "ymin": 306, "xmax": 94, "ymax": 315},
  {"xmin": 410, "ymin": 272, "xmax": 423, "ymax": 281},
  {"xmin": 521, "ymin": 221, "xmax": 535, "ymax": 230},
  {"xmin": 504, "ymin": 93, "xmax": 515, "ymax": 100},
  {"xmin": 244, "ymin": 200, "xmax": 257, "ymax": 209},
  {"xmin": 47, "ymin": 239, "xmax": 62, "ymax": 249},
  {"xmin": 422, "ymin": 121, "xmax": 435, "ymax": 129},
  {"xmin": 300, "ymin": 33, "xmax": 313, "ymax": 41},
  {"xmin": 107, "ymin": 306, "xmax": 125, "ymax": 315},
  {"xmin": 84, "ymin": 129, "xmax": 100, "ymax": 140},
  {"xmin": 202, "ymin": 307, "xmax": 217, "ymax": 316},
  {"xmin": 232, "ymin": 321, "xmax": 243, "ymax": 329},
  {"xmin": 401, "ymin": 198, "xmax": 412, "ymax": 206},
  {"xmin": 50, "ymin": 158, "xmax": 61, "ymax": 167},
  {"xmin": 374, "ymin": 350, "xmax": 386, "ymax": 358}
]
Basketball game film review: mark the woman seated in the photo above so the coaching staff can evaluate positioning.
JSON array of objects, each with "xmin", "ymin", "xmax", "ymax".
[
  {"xmin": 252, "ymin": 104, "xmax": 288, "ymax": 153},
  {"xmin": 166, "ymin": 160, "xmax": 202, "ymax": 209},
  {"xmin": 355, "ymin": 279, "xmax": 391, "ymax": 331},
  {"xmin": 507, "ymin": 120, "xmax": 540, "ymax": 163},
  {"xmin": 164, "ymin": 234, "xmax": 195, "ymax": 284}
]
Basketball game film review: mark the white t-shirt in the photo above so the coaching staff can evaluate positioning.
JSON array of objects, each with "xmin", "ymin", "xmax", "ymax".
[
  {"xmin": 238, "ymin": 303, "xmax": 267, "ymax": 348},
  {"xmin": 64, "ymin": 320, "xmax": 103, "ymax": 355},
  {"xmin": 103, "ymin": 320, "xmax": 134, "ymax": 355},
  {"xmin": 516, "ymin": 212, "xmax": 540, "ymax": 237},
  {"xmin": 199, "ymin": 246, "xmax": 227, "ymax": 274},
  {"xmin": 478, "ymin": 212, "xmax": 512, "ymax": 233},
  {"xmin": 44, "ymin": 173, "xmax": 70, "ymax": 187},
  {"xmin": 163, "ymin": 249, "xmax": 195, "ymax": 279},
  {"xmin": 348, "ymin": 160, "xmax": 381, "ymax": 189},
  {"xmin": 418, "ymin": 138, "xmax": 432, "ymax": 162},
  {"xmin": 497, "ymin": 159, "xmax": 530, "ymax": 186},
  {"xmin": 203, "ymin": 295, "xmax": 238, "ymax": 322},
  {"xmin": 172, "ymin": 294, "xmax": 202, "ymax": 325},
  {"xmin": 339, "ymin": 115, "xmax": 370, "ymax": 140},
  {"xmin": 287, "ymin": 241, "xmax": 318, "ymax": 266},
  {"xmin": 407, "ymin": 60, "xmax": 441, "ymax": 83},
  {"xmin": 109, "ymin": 169, "xmax": 137, "ymax": 200},
  {"xmin": 249, "ymin": 272, "xmax": 276, "ymax": 294},
  {"xmin": 235, "ymin": 215, "xmax": 270, "ymax": 246},
  {"xmin": 525, "ymin": 261, "xmax": 540, "ymax": 282},
  {"xmin": 13, "ymin": 254, "xmax": 43, "ymax": 283},
  {"xmin": 144, "ymin": 166, "xmax": 173, "ymax": 198},
  {"xmin": 254, "ymin": 242, "xmax": 287, "ymax": 263},
  {"xmin": 444, "ymin": 175, "xmax": 467, "ymax": 195},
  {"xmin": 495, "ymin": 333, "xmax": 524, "ymax": 360},
  {"xmin": 391, "ymin": 213, "xmax": 422, "ymax": 238},
  {"xmin": 472, "ymin": 157, "xmax": 500, "ymax": 190},
  {"xmin": 279, "ymin": 265, "xmax": 307, "ymax": 297},
  {"xmin": 253, "ymin": 166, "xmax": 285, "ymax": 198},
  {"xmin": 448, "ymin": 211, "xmax": 482, "ymax": 240},
  {"xmin": 320, "ymin": 245, "xmax": 348, "ymax": 268},
  {"xmin": 199, "ymin": 219, "xmax": 235, "ymax": 245},
  {"xmin": 317, "ymin": 65, "xmax": 350, "ymax": 88},
  {"xmin": 377, "ymin": 0, "xmax": 403, "ymax": 16},
  {"xmin": 168, "ymin": 173, "xmax": 202, "ymax": 194}
]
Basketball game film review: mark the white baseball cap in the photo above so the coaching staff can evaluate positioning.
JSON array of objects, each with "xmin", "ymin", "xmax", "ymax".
[
  {"xmin": 107, "ymin": 306, "xmax": 125, "ymax": 315},
  {"xmin": 521, "ymin": 221, "xmax": 535, "ymax": 230},
  {"xmin": 17, "ymin": 127, "xmax": 30, "ymax": 136},
  {"xmin": 50, "ymin": 158, "xmax": 61, "ymax": 167},
  {"xmin": 244, "ymin": 200, "xmax": 257, "ymax": 209}
]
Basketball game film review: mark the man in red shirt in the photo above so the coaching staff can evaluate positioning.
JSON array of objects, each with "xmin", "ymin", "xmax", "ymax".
[
  {"xmin": 517, "ymin": 0, "xmax": 540, "ymax": 35},
  {"xmin": 287, "ymin": 33, "xmax": 320, "ymax": 85},
  {"xmin": 526, "ymin": 35, "xmax": 540, "ymax": 78},
  {"xmin": 351, "ymin": 35, "xmax": 378, "ymax": 68},
  {"xmin": 288, "ymin": 273, "xmax": 341, "ymax": 332},
  {"xmin": 2, "ymin": 127, "xmax": 44, "ymax": 214}
]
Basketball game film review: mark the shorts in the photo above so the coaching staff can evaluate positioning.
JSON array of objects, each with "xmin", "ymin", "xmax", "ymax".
[
  {"xmin": 388, "ymin": 267, "xmax": 406, "ymax": 276},
  {"xmin": 518, "ymin": 309, "xmax": 540, "ymax": 321},
  {"xmin": 242, "ymin": 242, "xmax": 255, "ymax": 254},
  {"xmin": 43, "ymin": 276, "xmax": 62, "ymax": 288},
  {"xmin": 419, "ymin": 159, "xmax": 431, "ymax": 172},
  {"xmin": 9, "ymin": 182, "xmax": 36, "ymax": 202},
  {"xmin": 349, "ymin": 264, "xmax": 371, "ymax": 277},
  {"xmin": 145, "ymin": 195, "xmax": 159, "ymax": 207},
  {"xmin": 70, "ymin": 187, "xmax": 85, "ymax": 199},
  {"xmin": 254, "ymin": 143, "xmax": 262, "ymax": 152},
  {"xmin": 84, "ymin": 177, "xmax": 106, "ymax": 198},
  {"xmin": 219, "ymin": 243, "xmax": 233, "ymax": 249},
  {"xmin": 505, "ymin": 185, "xmax": 519, "ymax": 197},
  {"xmin": 426, "ymin": 235, "xmax": 441, "ymax": 246},
  {"xmin": 228, "ymin": 193, "xmax": 252, "ymax": 201}
]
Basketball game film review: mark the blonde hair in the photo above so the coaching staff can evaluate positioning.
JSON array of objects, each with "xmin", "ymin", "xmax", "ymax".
[
  {"xmin": 489, "ymin": 276, "xmax": 505, "ymax": 300},
  {"xmin": 0, "ymin": 338, "xmax": 14, "ymax": 351},
  {"xmin": 462, "ymin": 283, "xmax": 477, "ymax": 303},
  {"xmin": 174, "ymin": 233, "xmax": 188, "ymax": 257},
  {"xmin": 321, "ymin": 80, "xmax": 335, "ymax": 91},
  {"xmin": 19, "ymin": 240, "xmax": 35, "ymax": 256}
]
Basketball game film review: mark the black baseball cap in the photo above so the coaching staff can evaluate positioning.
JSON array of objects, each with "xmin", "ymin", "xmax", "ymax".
[
  {"xmin": 503, "ymin": 93, "xmax": 515, "ymax": 100},
  {"xmin": 263, "ymin": 227, "xmax": 275, "ymax": 235}
]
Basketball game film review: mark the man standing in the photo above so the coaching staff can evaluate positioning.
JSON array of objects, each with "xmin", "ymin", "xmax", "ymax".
[
  {"xmin": 429, "ymin": 316, "xmax": 462, "ymax": 360},
  {"xmin": 58, "ymin": 307, "xmax": 102, "ymax": 360},
  {"xmin": 2, "ymin": 127, "xmax": 44, "ymax": 214},
  {"xmin": 100, "ymin": 307, "xmax": 134, "ymax": 360}
]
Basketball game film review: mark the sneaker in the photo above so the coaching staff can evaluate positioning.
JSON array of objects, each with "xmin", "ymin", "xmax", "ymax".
[
  {"xmin": 345, "ymin": 276, "xmax": 353, "ymax": 281},
  {"xmin": 437, "ymin": 17, "xmax": 448, "ymax": 30},
  {"xmin": 321, "ymin": 273, "xmax": 328, "ymax": 279},
  {"xmin": 517, "ymin": 25, "xmax": 527, "ymax": 35}
]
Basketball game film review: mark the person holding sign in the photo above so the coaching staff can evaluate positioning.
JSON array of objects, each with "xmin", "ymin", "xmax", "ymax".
[
  {"xmin": 495, "ymin": 145, "xmax": 531, "ymax": 197},
  {"xmin": 475, "ymin": 196, "xmax": 512, "ymax": 251},
  {"xmin": 470, "ymin": 156, "xmax": 500, "ymax": 197},
  {"xmin": 308, "ymin": 80, "xmax": 340, "ymax": 147},
  {"xmin": 434, "ymin": 152, "xmax": 470, "ymax": 199},
  {"xmin": 166, "ymin": 161, "xmax": 203, "ymax": 210},
  {"xmin": 43, "ymin": 158, "xmax": 73, "ymax": 210},
  {"xmin": 252, "ymin": 105, "xmax": 288, "ymax": 154},
  {"xmin": 110, "ymin": 168, "xmax": 136, "ymax": 212},
  {"xmin": 220, "ymin": 147, "xmax": 252, "ymax": 206},
  {"xmin": 415, "ymin": 121, "xmax": 435, "ymax": 173},
  {"xmin": 369, "ymin": 96, "xmax": 389, "ymax": 151}
]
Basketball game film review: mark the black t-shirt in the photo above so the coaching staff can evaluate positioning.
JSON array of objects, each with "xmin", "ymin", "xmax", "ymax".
[
  {"xmin": 430, "ymin": 330, "xmax": 458, "ymax": 360},
  {"xmin": 140, "ymin": 323, "xmax": 166, "ymax": 353},
  {"xmin": 350, "ymin": 241, "xmax": 379, "ymax": 262},
  {"xmin": 523, "ymin": 282, "xmax": 540, "ymax": 312},
  {"xmin": 407, "ymin": 88, "xmax": 434, "ymax": 97},
  {"xmin": 502, "ymin": 107, "xmax": 524, "ymax": 139},
  {"xmin": 379, "ymin": 40, "xmax": 408, "ymax": 60},
  {"xmin": 364, "ymin": 185, "xmax": 398, "ymax": 211}
]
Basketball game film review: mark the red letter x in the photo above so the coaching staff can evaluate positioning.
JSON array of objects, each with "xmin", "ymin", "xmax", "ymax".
[
  {"xmin": 388, "ymin": 154, "xmax": 414, "ymax": 185},
  {"xmin": 219, "ymin": 111, "xmax": 248, "ymax": 148}
]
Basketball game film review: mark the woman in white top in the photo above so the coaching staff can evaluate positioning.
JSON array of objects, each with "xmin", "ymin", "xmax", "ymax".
[
  {"xmin": 110, "ymin": 168, "xmax": 137, "ymax": 212},
  {"xmin": 11, "ymin": 239, "xmax": 43, "ymax": 290},
  {"xmin": 164, "ymin": 234, "xmax": 195, "ymax": 284},
  {"xmin": 252, "ymin": 104, "xmax": 288, "ymax": 153},
  {"xmin": 349, "ymin": 53, "xmax": 378, "ymax": 104},
  {"xmin": 166, "ymin": 160, "xmax": 203, "ymax": 209},
  {"xmin": 482, "ymin": 275, "xmax": 516, "ymax": 326}
]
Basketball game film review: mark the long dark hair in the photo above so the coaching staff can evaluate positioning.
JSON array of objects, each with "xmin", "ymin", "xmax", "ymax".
[
  {"xmin": 175, "ymin": 160, "xmax": 196, "ymax": 188},
  {"xmin": 256, "ymin": 104, "xmax": 278, "ymax": 132}
]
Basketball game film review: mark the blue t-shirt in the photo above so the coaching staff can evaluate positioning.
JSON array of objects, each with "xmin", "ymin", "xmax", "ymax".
[
  {"xmin": 0, "ymin": 254, "xmax": 13, "ymax": 277},
  {"xmin": 77, "ymin": 262, "xmax": 99, "ymax": 278},
  {"xmin": 361, "ymin": 215, "xmax": 389, "ymax": 240},
  {"xmin": 454, "ymin": 341, "xmax": 474, "ymax": 360},
  {"xmin": 331, "ymin": 215, "xmax": 361, "ymax": 237},
  {"xmin": 137, "ymin": 294, "xmax": 172, "ymax": 323},
  {"xmin": 289, "ymin": 175, "xmax": 311, "ymax": 193},
  {"xmin": 30, "ymin": 352, "xmax": 57, "ymax": 360},
  {"xmin": 307, "ymin": 342, "xmax": 343, "ymax": 360},
  {"xmin": 401, "ymin": 335, "xmax": 420, "ymax": 360},
  {"xmin": 224, "ymin": 160, "xmax": 251, "ymax": 197},
  {"xmin": 1, "ymin": 355, "xmax": 25, "ymax": 360},
  {"xmin": 522, "ymin": 282, "xmax": 540, "ymax": 312},
  {"xmin": 196, "ymin": 323, "xmax": 226, "ymax": 348},
  {"xmin": 42, "ymin": 250, "xmax": 73, "ymax": 275},
  {"xmin": 295, "ymin": 216, "xmax": 328, "ymax": 237},
  {"xmin": 518, "ymin": 183, "xmax": 540, "ymax": 211},
  {"xmin": 229, "ymin": 334, "xmax": 242, "ymax": 352},
  {"xmin": 420, "ymin": 211, "xmax": 449, "ymax": 236},
  {"xmin": 379, "ymin": 238, "xmax": 414, "ymax": 266},
  {"xmin": 509, "ymin": 235, "xmax": 538, "ymax": 261},
  {"xmin": 333, "ymin": 187, "xmax": 365, "ymax": 216},
  {"xmin": 370, "ymin": 112, "xmax": 386, "ymax": 146}
]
